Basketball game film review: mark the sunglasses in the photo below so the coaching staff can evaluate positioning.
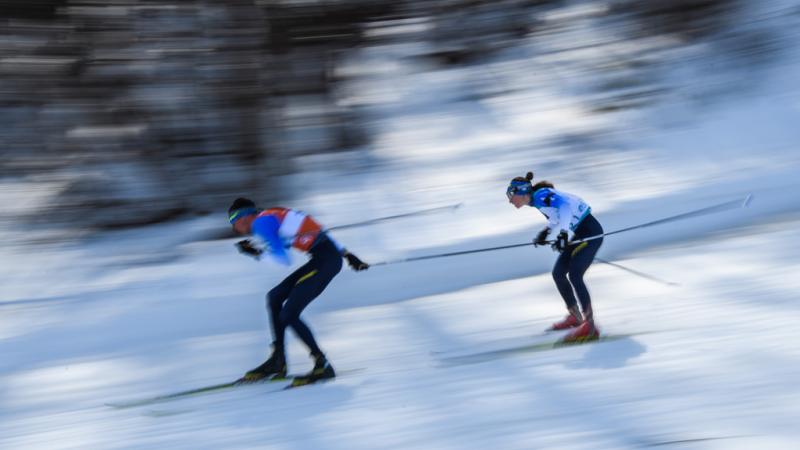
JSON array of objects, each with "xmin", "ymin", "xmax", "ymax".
[{"xmin": 506, "ymin": 184, "xmax": 532, "ymax": 198}]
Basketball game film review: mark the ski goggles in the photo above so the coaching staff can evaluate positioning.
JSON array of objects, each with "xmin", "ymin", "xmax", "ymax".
[
  {"xmin": 228, "ymin": 207, "xmax": 258, "ymax": 225},
  {"xmin": 506, "ymin": 180, "xmax": 533, "ymax": 198}
]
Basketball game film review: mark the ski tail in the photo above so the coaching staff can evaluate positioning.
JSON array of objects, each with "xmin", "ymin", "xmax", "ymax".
[
  {"xmin": 105, "ymin": 368, "xmax": 366, "ymax": 409},
  {"xmin": 105, "ymin": 378, "xmax": 286, "ymax": 409},
  {"xmin": 436, "ymin": 334, "xmax": 635, "ymax": 367}
]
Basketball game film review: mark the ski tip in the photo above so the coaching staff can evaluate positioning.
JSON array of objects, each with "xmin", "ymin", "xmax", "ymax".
[{"xmin": 742, "ymin": 194, "xmax": 754, "ymax": 208}]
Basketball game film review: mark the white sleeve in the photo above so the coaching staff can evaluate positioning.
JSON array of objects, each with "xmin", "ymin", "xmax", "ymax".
[
  {"xmin": 546, "ymin": 213, "xmax": 560, "ymax": 233},
  {"xmin": 557, "ymin": 205, "xmax": 571, "ymax": 233}
]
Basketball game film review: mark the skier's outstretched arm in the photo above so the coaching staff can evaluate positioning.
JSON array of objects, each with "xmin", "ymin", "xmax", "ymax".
[
  {"xmin": 322, "ymin": 232, "xmax": 368, "ymax": 271},
  {"xmin": 251, "ymin": 215, "xmax": 291, "ymax": 266}
]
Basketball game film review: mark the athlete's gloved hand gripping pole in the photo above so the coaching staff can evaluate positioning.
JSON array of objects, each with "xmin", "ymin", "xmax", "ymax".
[
  {"xmin": 533, "ymin": 228, "xmax": 569, "ymax": 253},
  {"xmin": 533, "ymin": 228, "xmax": 549, "ymax": 247},
  {"xmin": 342, "ymin": 250, "xmax": 369, "ymax": 271},
  {"xmin": 552, "ymin": 231, "xmax": 569, "ymax": 253},
  {"xmin": 235, "ymin": 240, "xmax": 263, "ymax": 259}
]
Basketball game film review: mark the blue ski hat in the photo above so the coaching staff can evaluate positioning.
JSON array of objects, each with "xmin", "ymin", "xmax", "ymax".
[
  {"xmin": 507, "ymin": 172, "xmax": 535, "ymax": 197},
  {"xmin": 228, "ymin": 197, "xmax": 258, "ymax": 224}
]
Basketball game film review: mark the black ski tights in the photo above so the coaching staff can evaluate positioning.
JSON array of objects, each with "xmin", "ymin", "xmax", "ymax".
[
  {"xmin": 267, "ymin": 236, "xmax": 342, "ymax": 356},
  {"xmin": 551, "ymin": 214, "xmax": 603, "ymax": 317}
]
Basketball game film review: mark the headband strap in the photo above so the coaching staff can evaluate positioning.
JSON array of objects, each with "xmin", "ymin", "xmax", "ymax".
[{"xmin": 229, "ymin": 207, "xmax": 258, "ymax": 224}]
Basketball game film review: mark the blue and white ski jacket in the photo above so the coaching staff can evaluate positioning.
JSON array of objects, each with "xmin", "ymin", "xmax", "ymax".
[{"xmin": 530, "ymin": 187, "xmax": 591, "ymax": 238}]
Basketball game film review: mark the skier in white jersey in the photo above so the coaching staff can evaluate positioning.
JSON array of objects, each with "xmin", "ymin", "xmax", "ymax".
[{"xmin": 507, "ymin": 172, "xmax": 603, "ymax": 342}]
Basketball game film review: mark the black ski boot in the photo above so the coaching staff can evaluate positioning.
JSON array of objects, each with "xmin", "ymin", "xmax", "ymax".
[
  {"xmin": 240, "ymin": 349, "xmax": 287, "ymax": 383},
  {"xmin": 291, "ymin": 353, "xmax": 335, "ymax": 387}
]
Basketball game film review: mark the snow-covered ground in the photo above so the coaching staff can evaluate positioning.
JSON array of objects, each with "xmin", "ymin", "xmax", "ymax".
[
  {"xmin": 2, "ymin": 210, "xmax": 800, "ymax": 450},
  {"xmin": 3, "ymin": 2, "xmax": 800, "ymax": 449}
]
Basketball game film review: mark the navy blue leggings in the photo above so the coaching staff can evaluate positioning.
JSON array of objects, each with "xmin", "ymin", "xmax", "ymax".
[
  {"xmin": 552, "ymin": 214, "xmax": 603, "ymax": 315},
  {"xmin": 267, "ymin": 235, "xmax": 342, "ymax": 356}
]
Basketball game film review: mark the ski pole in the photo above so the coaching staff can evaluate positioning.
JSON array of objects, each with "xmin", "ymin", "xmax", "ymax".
[
  {"xmin": 566, "ymin": 194, "xmax": 753, "ymax": 245},
  {"xmin": 371, "ymin": 194, "xmax": 752, "ymax": 266},
  {"xmin": 288, "ymin": 203, "xmax": 463, "ymax": 242},
  {"xmin": 370, "ymin": 242, "xmax": 532, "ymax": 267},
  {"xmin": 593, "ymin": 257, "xmax": 679, "ymax": 287},
  {"xmin": 326, "ymin": 203, "xmax": 462, "ymax": 232},
  {"xmin": 372, "ymin": 250, "xmax": 676, "ymax": 285}
]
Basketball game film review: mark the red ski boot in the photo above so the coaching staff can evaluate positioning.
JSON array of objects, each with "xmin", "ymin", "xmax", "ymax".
[
  {"xmin": 548, "ymin": 311, "xmax": 582, "ymax": 331},
  {"xmin": 560, "ymin": 321, "xmax": 600, "ymax": 343}
]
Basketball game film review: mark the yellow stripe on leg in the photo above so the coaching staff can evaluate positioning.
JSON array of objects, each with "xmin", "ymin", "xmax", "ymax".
[
  {"xmin": 571, "ymin": 242, "xmax": 588, "ymax": 258},
  {"xmin": 295, "ymin": 269, "xmax": 318, "ymax": 285}
]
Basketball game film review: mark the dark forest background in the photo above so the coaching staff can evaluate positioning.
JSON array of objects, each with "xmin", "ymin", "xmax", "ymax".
[{"xmin": 1, "ymin": 0, "xmax": 780, "ymax": 230}]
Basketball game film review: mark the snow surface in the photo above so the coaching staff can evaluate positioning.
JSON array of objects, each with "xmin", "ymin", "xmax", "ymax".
[
  {"xmin": 3, "ymin": 2, "xmax": 800, "ymax": 449},
  {"xmin": 3, "ymin": 209, "xmax": 800, "ymax": 450}
]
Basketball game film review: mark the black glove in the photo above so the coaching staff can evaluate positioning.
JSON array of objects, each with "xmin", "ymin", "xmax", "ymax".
[
  {"xmin": 235, "ymin": 240, "xmax": 262, "ymax": 259},
  {"xmin": 344, "ymin": 251, "xmax": 369, "ymax": 271},
  {"xmin": 533, "ymin": 228, "xmax": 550, "ymax": 247},
  {"xmin": 552, "ymin": 231, "xmax": 569, "ymax": 253}
]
